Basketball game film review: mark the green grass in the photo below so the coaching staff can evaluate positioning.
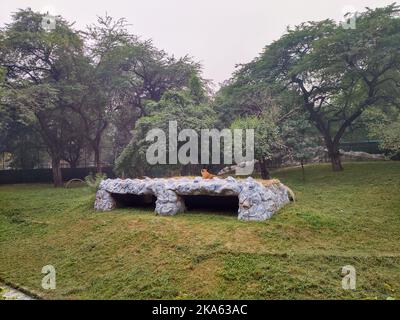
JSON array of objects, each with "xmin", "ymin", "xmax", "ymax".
[{"xmin": 0, "ymin": 162, "xmax": 399, "ymax": 299}]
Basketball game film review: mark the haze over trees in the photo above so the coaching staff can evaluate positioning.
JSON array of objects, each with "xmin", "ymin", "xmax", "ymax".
[
  {"xmin": 0, "ymin": 9, "xmax": 200, "ymax": 186},
  {"xmin": 1, "ymin": 4, "xmax": 399, "ymax": 186},
  {"xmin": 223, "ymin": 4, "xmax": 400, "ymax": 171}
]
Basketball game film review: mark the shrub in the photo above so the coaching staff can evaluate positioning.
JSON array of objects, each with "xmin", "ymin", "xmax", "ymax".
[{"xmin": 85, "ymin": 172, "xmax": 107, "ymax": 191}]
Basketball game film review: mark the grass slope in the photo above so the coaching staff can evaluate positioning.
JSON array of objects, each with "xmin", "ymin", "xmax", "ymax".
[{"xmin": 0, "ymin": 162, "xmax": 399, "ymax": 299}]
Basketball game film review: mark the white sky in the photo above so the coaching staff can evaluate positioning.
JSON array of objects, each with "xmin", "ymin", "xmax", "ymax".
[{"xmin": 0, "ymin": 0, "xmax": 395, "ymax": 86}]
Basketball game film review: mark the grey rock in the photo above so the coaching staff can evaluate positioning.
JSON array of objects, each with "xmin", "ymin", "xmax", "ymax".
[
  {"xmin": 339, "ymin": 149, "xmax": 386, "ymax": 161},
  {"xmin": 94, "ymin": 189, "xmax": 116, "ymax": 211},
  {"xmin": 94, "ymin": 177, "xmax": 292, "ymax": 221}
]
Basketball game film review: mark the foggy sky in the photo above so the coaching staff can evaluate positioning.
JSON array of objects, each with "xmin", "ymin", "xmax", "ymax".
[{"xmin": 0, "ymin": 0, "xmax": 395, "ymax": 86}]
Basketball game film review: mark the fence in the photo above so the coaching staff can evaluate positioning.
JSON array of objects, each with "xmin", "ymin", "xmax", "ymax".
[
  {"xmin": 0, "ymin": 166, "xmax": 116, "ymax": 184},
  {"xmin": 0, "ymin": 146, "xmax": 117, "ymax": 170}
]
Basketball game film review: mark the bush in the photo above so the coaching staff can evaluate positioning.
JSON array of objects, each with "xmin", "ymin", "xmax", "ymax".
[{"xmin": 84, "ymin": 172, "xmax": 107, "ymax": 191}]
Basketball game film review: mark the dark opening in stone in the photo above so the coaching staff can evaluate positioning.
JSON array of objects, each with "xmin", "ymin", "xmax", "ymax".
[
  {"xmin": 182, "ymin": 195, "xmax": 239, "ymax": 215},
  {"xmin": 111, "ymin": 193, "xmax": 156, "ymax": 209}
]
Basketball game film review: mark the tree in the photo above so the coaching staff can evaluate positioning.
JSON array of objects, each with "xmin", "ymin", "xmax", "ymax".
[
  {"xmin": 107, "ymin": 40, "xmax": 201, "ymax": 154},
  {"xmin": 373, "ymin": 117, "xmax": 400, "ymax": 156},
  {"xmin": 364, "ymin": 105, "xmax": 400, "ymax": 156},
  {"xmin": 0, "ymin": 9, "xmax": 86, "ymax": 186},
  {"xmin": 281, "ymin": 115, "xmax": 320, "ymax": 180},
  {"xmin": 1, "ymin": 65, "xmax": 48, "ymax": 170},
  {"xmin": 231, "ymin": 115, "xmax": 281, "ymax": 179},
  {"xmin": 215, "ymin": 78, "xmax": 304, "ymax": 178},
  {"xmin": 214, "ymin": 81, "xmax": 282, "ymax": 127},
  {"xmin": 67, "ymin": 15, "xmax": 134, "ymax": 173},
  {"xmin": 73, "ymin": 15, "xmax": 201, "ymax": 172},
  {"xmin": 115, "ymin": 83, "xmax": 215, "ymax": 177},
  {"xmin": 0, "ymin": 9, "xmax": 204, "ymax": 182},
  {"xmin": 232, "ymin": 4, "xmax": 400, "ymax": 171}
]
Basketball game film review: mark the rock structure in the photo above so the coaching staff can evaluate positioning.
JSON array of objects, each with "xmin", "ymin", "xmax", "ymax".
[
  {"xmin": 94, "ymin": 176, "xmax": 291, "ymax": 221},
  {"xmin": 339, "ymin": 149, "xmax": 386, "ymax": 161}
]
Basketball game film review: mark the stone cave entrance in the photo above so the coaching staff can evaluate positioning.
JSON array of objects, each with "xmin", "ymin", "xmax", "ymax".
[
  {"xmin": 111, "ymin": 193, "xmax": 157, "ymax": 209},
  {"xmin": 181, "ymin": 195, "xmax": 239, "ymax": 215}
]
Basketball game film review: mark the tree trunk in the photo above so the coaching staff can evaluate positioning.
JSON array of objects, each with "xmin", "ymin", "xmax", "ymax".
[
  {"xmin": 94, "ymin": 146, "xmax": 102, "ymax": 173},
  {"xmin": 51, "ymin": 158, "xmax": 63, "ymax": 187},
  {"xmin": 68, "ymin": 160, "xmax": 77, "ymax": 169},
  {"xmin": 259, "ymin": 158, "xmax": 271, "ymax": 180},
  {"xmin": 301, "ymin": 159, "xmax": 305, "ymax": 181},
  {"xmin": 327, "ymin": 144, "xmax": 343, "ymax": 171}
]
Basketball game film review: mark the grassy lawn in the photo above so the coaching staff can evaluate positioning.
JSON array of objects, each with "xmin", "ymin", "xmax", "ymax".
[{"xmin": 0, "ymin": 161, "xmax": 399, "ymax": 299}]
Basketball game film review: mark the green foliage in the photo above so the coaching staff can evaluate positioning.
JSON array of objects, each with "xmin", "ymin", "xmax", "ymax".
[
  {"xmin": 188, "ymin": 72, "xmax": 207, "ymax": 104},
  {"xmin": 85, "ymin": 172, "xmax": 107, "ymax": 191},
  {"xmin": 362, "ymin": 106, "xmax": 400, "ymax": 155},
  {"xmin": 0, "ymin": 9, "xmax": 201, "ymax": 179},
  {"xmin": 281, "ymin": 115, "xmax": 320, "ymax": 163},
  {"xmin": 230, "ymin": 114, "xmax": 280, "ymax": 160},
  {"xmin": 224, "ymin": 4, "xmax": 400, "ymax": 170},
  {"xmin": 214, "ymin": 82, "xmax": 279, "ymax": 127},
  {"xmin": 114, "ymin": 88, "xmax": 217, "ymax": 176},
  {"xmin": 0, "ymin": 8, "xmax": 87, "ymax": 183},
  {"xmin": 376, "ymin": 119, "xmax": 400, "ymax": 153}
]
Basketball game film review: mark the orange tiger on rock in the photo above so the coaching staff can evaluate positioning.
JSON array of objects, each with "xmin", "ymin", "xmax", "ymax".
[
  {"xmin": 201, "ymin": 168, "xmax": 218, "ymax": 179},
  {"xmin": 260, "ymin": 179, "xmax": 281, "ymax": 187},
  {"xmin": 260, "ymin": 179, "xmax": 296, "ymax": 202}
]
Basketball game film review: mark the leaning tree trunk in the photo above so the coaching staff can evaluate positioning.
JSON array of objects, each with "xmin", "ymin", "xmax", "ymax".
[
  {"xmin": 327, "ymin": 144, "xmax": 343, "ymax": 172},
  {"xmin": 67, "ymin": 159, "xmax": 78, "ymax": 169},
  {"xmin": 51, "ymin": 157, "xmax": 63, "ymax": 187},
  {"xmin": 94, "ymin": 146, "xmax": 102, "ymax": 173},
  {"xmin": 259, "ymin": 158, "xmax": 271, "ymax": 180}
]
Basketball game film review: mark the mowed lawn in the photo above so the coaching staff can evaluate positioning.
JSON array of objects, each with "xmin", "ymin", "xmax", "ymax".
[{"xmin": 0, "ymin": 162, "xmax": 399, "ymax": 299}]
